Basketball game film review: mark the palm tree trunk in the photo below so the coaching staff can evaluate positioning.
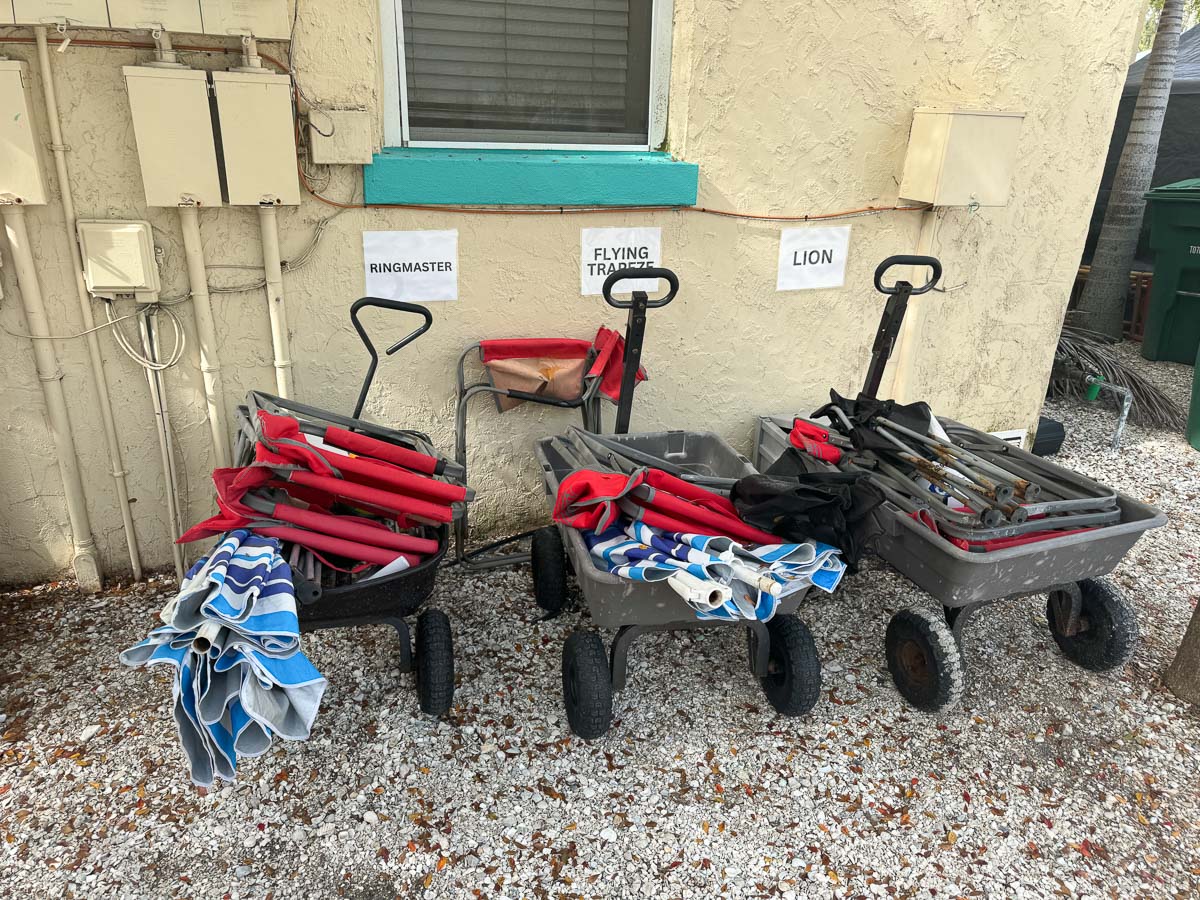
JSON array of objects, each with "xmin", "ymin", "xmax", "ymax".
[
  {"xmin": 1166, "ymin": 604, "xmax": 1200, "ymax": 705},
  {"xmin": 1075, "ymin": 0, "xmax": 1184, "ymax": 338}
]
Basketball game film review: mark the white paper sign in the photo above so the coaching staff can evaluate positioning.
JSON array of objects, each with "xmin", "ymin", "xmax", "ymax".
[
  {"xmin": 580, "ymin": 227, "xmax": 662, "ymax": 295},
  {"xmin": 363, "ymin": 230, "xmax": 458, "ymax": 302},
  {"xmin": 776, "ymin": 226, "xmax": 852, "ymax": 291}
]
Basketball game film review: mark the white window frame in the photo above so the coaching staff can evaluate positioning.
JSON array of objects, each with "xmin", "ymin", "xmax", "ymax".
[{"xmin": 381, "ymin": 0, "xmax": 673, "ymax": 151}]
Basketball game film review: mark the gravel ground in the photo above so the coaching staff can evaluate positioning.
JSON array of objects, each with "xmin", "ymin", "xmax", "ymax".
[{"xmin": 2, "ymin": 345, "xmax": 1198, "ymax": 900}]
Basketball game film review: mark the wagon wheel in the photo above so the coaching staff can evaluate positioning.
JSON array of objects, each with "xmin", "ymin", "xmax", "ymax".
[
  {"xmin": 531, "ymin": 526, "xmax": 569, "ymax": 615},
  {"xmin": 414, "ymin": 608, "xmax": 455, "ymax": 716},
  {"xmin": 1047, "ymin": 578, "xmax": 1139, "ymax": 672},
  {"xmin": 885, "ymin": 607, "xmax": 966, "ymax": 712},
  {"xmin": 562, "ymin": 630, "xmax": 612, "ymax": 739},
  {"xmin": 758, "ymin": 614, "xmax": 822, "ymax": 716}
]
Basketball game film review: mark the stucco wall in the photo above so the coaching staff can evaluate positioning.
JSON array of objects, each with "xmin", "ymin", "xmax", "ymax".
[{"xmin": 0, "ymin": 0, "xmax": 1143, "ymax": 584}]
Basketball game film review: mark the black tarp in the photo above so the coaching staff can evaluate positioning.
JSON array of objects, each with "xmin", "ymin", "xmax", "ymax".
[{"xmin": 1082, "ymin": 25, "xmax": 1200, "ymax": 268}]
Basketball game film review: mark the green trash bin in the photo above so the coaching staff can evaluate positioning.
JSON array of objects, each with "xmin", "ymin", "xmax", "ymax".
[{"xmin": 1142, "ymin": 178, "xmax": 1200, "ymax": 364}]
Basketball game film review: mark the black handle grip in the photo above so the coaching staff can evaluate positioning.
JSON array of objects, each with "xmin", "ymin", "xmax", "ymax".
[
  {"xmin": 873, "ymin": 256, "xmax": 942, "ymax": 295},
  {"xmin": 350, "ymin": 297, "xmax": 433, "ymax": 419},
  {"xmin": 350, "ymin": 297, "xmax": 433, "ymax": 356},
  {"xmin": 602, "ymin": 267, "xmax": 679, "ymax": 309}
]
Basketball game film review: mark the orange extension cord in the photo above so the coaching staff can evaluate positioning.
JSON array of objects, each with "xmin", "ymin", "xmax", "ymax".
[{"xmin": 0, "ymin": 33, "xmax": 931, "ymax": 223}]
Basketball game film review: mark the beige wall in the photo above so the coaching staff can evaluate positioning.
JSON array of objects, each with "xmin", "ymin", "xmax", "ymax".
[{"xmin": 0, "ymin": 0, "xmax": 1143, "ymax": 583}]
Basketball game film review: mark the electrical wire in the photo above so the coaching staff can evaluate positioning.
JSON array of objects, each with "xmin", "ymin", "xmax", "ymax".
[
  {"xmin": 288, "ymin": 0, "xmax": 333, "ymax": 134},
  {"xmin": 297, "ymin": 163, "xmax": 931, "ymax": 220},
  {"xmin": 206, "ymin": 207, "xmax": 346, "ymax": 293},
  {"xmin": 2, "ymin": 308, "xmax": 144, "ymax": 341},
  {"xmin": 104, "ymin": 302, "xmax": 187, "ymax": 371}
]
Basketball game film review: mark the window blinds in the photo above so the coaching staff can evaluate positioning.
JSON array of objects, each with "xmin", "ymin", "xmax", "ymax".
[{"xmin": 402, "ymin": 0, "xmax": 653, "ymax": 144}]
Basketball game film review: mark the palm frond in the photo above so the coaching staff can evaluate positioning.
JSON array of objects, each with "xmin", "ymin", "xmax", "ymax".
[{"xmin": 1048, "ymin": 325, "xmax": 1186, "ymax": 430}]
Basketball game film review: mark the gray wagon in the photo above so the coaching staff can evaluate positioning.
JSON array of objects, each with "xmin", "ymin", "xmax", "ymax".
[
  {"xmin": 755, "ymin": 414, "xmax": 1165, "ymax": 711},
  {"xmin": 532, "ymin": 428, "xmax": 823, "ymax": 739},
  {"xmin": 750, "ymin": 254, "xmax": 1166, "ymax": 711}
]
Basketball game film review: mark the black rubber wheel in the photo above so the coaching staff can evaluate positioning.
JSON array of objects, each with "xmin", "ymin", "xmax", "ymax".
[
  {"xmin": 1047, "ymin": 578, "xmax": 1139, "ymax": 672},
  {"xmin": 531, "ymin": 526, "xmax": 569, "ymax": 614},
  {"xmin": 414, "ymin": 608, "xmax": 455, "ymax": 716},
  {"xmin": 885, "ymin": 607, "xmax": 966, "ymax": 712},
  {"xmin": 759, "ymin": 614, "xmax": 822, "ymax": 716},
  {"xmin": 562, "ymin": 631, "xmax": 613, "ymax": 739}
]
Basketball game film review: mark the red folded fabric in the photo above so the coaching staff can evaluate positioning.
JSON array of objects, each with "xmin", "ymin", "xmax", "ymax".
[
  {"xmin": 321, "ymin": 425, "xmax": 440, "ymax": 476},
  {"xmin": 254, "ymin": 525, "xmax": 414, "ymax": 568},
  {"xmin": 553, "ymin": 469, "xmax": 646, "ymax": 532},
  {"xmin": 553, "ymin": 466, "xmax": 780, "ymax": 545},
  {"xmin": 593, "ymin": 326, "xmax": 646, "ymax": 403},
  {"xmin": 265, "ymin": 502, "xmax": 438, "ymax": 555},
  {"xmin": 480, "ymin": 337, "xmax": 593, "ymax": 363},
  {"xmin": 284, "ymin": 469, "xmax": 453, "ymax": 524},
  {"xmin": 256, "ymin": 411, "xmax": 466, "ymax": 504},
  {"xmin": 624, "ymin": 490, "xmax": 779, "ymax": 545}
]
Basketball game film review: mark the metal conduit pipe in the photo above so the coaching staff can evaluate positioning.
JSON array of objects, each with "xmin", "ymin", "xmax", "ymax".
[
  {"xmin": 179, "ymin": 204, "xmax": 232, "ymax": 467},
  {"xmin": 1, "ymin": 204, "xmax": 103, "ymax": 591},
  {"xmin": 35, "ymin": 24, "xmax": 142, "ymax": 580},
  {"xmin": 258, "ymin": 203, "xmax": 293, "ymax": 398}
]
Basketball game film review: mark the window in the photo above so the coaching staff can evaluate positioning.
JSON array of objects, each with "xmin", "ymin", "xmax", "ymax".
[{"xmin": 381, "ymin": 0, "xmax": 672, "ymax": 150}]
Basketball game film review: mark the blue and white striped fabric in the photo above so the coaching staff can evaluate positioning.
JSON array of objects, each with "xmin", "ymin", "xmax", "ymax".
[
  {"xmin": 583, "ymin": 519, "xmax": 847, "ymax": 623},
  {"xmin": 160, "ymin": 531, "xmax": 300, "ymax": 656},
  {"xmin": 121, "ymin": 530, "xmax": 326, "ymax": 787}
]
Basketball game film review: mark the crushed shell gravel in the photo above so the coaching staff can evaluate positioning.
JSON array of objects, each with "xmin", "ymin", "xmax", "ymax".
[{"xmin": 1, "ymin": 344, "xmax": 1198, "ymax": 899}]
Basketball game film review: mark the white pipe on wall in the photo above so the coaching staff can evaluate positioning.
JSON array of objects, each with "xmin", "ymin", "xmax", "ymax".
[
  {"xmin": 258, "ymin": 203, "xmax": 294, "ymax": 398},
  {"xmin": 179, "ymin": 204, "xmax": 232, "ymax": 468},
  {"xmin": 1, "ymin": 204, "xmax": 103, "ymax": 591},
  {"xmin": 138, "ymin": 309, "xmax": 186, "ymax": 580},
  {"xmin": 35, "ymin": 25, "xmax": 143, "ymax": 580}
]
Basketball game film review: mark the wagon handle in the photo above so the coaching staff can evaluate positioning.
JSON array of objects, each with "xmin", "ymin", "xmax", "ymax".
[
  {"xmin": 602, "ymin": 267, "xmax": 679, "ymax": 309},
  {"xmin": 350, "ymin": 297, "xmax": 434, "ymax": 419},
  {"xmin": 873, "ymin": 255, "xmax": 942, "ymax": 295}
]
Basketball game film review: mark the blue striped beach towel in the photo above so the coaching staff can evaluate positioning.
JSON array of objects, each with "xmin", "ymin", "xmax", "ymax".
[
  {"xmin": 121, "ymin": 530, "xmax": 326, "ymax": 787},
  {"xmin": 584, "ymin": 519, "xmax": 846, "ymax": 623}
]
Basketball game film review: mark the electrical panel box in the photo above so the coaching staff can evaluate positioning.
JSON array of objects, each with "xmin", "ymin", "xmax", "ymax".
[
  {"xmin": 308, "ymin": 109, "xmax": 376, "ymax": 165},
  {"xmin": 108, "ymin": 0, "xmax": 204, "ymax": 32},
  {"xmin": 77, "ymin": 220, "xmax": 161, "ymax": 295},
  {"xmin": 212, "ymin": 70, "xmax": 300, "ymax": 205},
  {"xmin": 123, "ymin": 66, "xmax": 222, "ymax": 207},
  {"xmin": 0, "ymin": 61, "xmax": 48, "ymax": 205},
  {"xmin": 199, "ymin": 0, "xmax": 290, "ymax": 39},
  {"xmin": 12, "ymin": 0, "xmax": 109, "ymax": 27},
  {"xmin": 898, "ymin": 108, "xmax": 1025, "ymax": 208}
]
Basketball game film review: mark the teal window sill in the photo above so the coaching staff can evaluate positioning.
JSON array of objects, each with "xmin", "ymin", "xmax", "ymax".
[{"xmin": 363, "ymin": 148, "xmax": 698, "ymax": 207}]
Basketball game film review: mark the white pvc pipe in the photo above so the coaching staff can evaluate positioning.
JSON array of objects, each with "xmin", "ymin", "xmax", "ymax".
[
  {"xmin": 179, "ymin": 204, "xmax": 232, "ymax": 468},
  {"xmin": 1, "ymin": 204, "xmax": 103, "ymax": 591},
  {"xmin": 138, "ymin": 309, "xmax": 186, "ymax": 580},
  {"xmin": 258, "ymin": 204, "xmax": 293, "ymax": 398},
  {"xmin": 35, "ymin": 25, "xmax": 143, "ymax": 580}
]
